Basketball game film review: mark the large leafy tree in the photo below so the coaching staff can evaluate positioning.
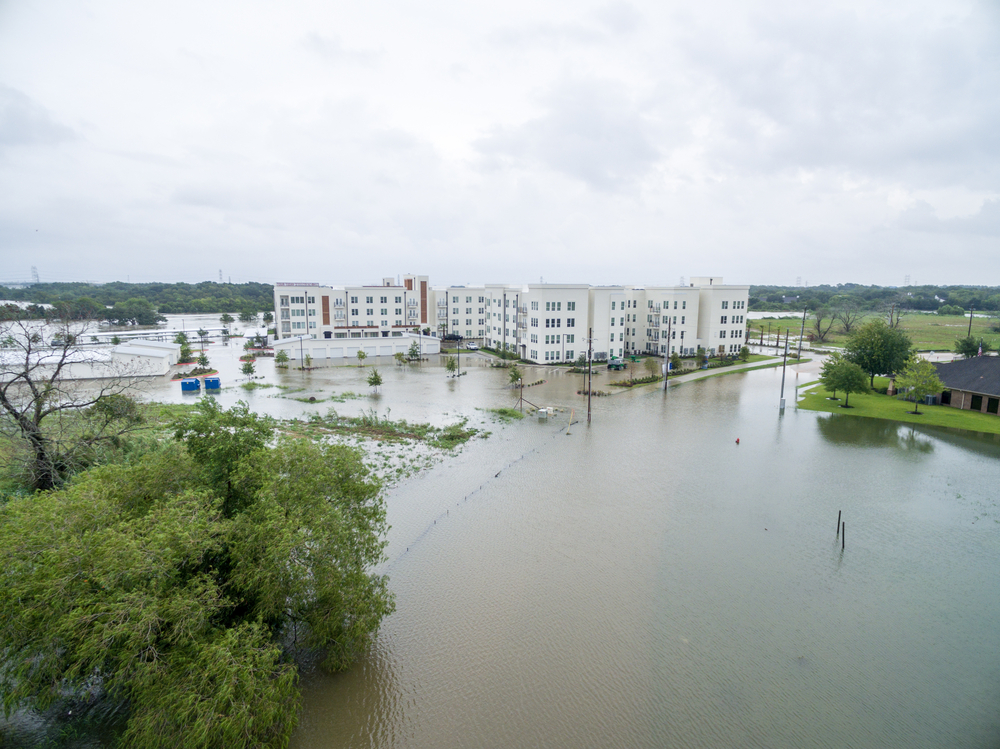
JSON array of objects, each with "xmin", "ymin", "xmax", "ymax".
[
  {"xmin": 896, "ymin": 357, "xmax": 945, "ymax": 415},
  {"xmin": 833, "ymin": 360, "xmax": 871, "ymax": 407},
  {"xmin": 0, "ymin": 317, "xmax": 146, "ymax": 491},
  {"xmin": 954, "ymin": 335, "xmax": 993, "ymax": 359},
  {"xmin": 0, "ymin": 400, "xmax": 393, "ymax": 747},
  {"xmin": 844, "ymin": 319, "xmax": 912, "ymax": 387}
]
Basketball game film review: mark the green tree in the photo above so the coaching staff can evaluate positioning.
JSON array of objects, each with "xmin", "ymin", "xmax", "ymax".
[
  {"xmin": 738, "ymin": 346, "xmax": 750, "ymax": 362},
  {"xmin": 275, "ymin": 349, "xmax": 289, "ymax": 368},
  {"xmin": 220, "ymin": 312, "xmax": 235, "ymax": 326},
  {"xmin": 644, "ymin": 357, "xmax": 660, "ymax": 378},
  {"xmin": 896, "ymin": 357, "xmax": 945, "ymax": 415},
  {"xmin": 844, "ymin": 319, "xmax": 912, "ymax": 387},
  {"xmin": 356, "ymin": 350, "xmax": 367, "ymax": 367},
  {"xmin": 239, "ymin": 308, "xmax": 257, "ymax": 323},
  {"xmin": 304, "ymin": 353, "xmax": 312, "ymax": 368},
  {"xmin": 367, "ymin": 367, "xmax": 383, "ymax": 392},
  {"xmin": 669, "ymin": 352, "xmax": 682, "ymax": 371},
  {"xmin": 407, "ymin": 341, "xmax": 420, "ymax": 360},
  {"xmin": 197, "ymin": 351, "xmax": 210, "ymax": 368},
  {"xmin": 393, "ymin": 351, "xmax": 405, "ymax": 365},
  {"xmin": 262, "ymin": 311, "xmax": 273, "ymax": 324},
  {"xmin": 819, "ymin": 352, "xmax": 845, "ymax": 400},
  {"xmin": 241, "ymin": 360, "xmax": 256, "ymax": 379},
  {"xmin": 105, "ymin": 297, "xmax": 165, "ymax": 326},
  {"xmin": 0, "ymin": 319, "xmax": 146, "ymax": 491},
  {"xmin": 0, "ymin": 403, "xmax": 393, "ymax": 746},
  {"xmin": 835, "ymin": 360, "xmax": 871, "ymax": 407},
  {"xmin": 508, "ymin": 364, "xmax": 522, "ymax": 385},
  {"xmin": 954, "ymin": 335, "xmax": 992, "ymax": 359},
  {"xmin": 444, "ymin": 355, "xmax": 458, "ymax": 376},
  {"xmin": 938, "ymin": 304, "xmax": 965, "ymax": 316}
]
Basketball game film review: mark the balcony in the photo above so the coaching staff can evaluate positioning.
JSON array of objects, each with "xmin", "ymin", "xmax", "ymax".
[
  {"xmin": 437, "ymin": 312, "xmax": 448, "ymax": 320},
  {"xmin": 437, "ymin": 300, "xmax": 447, "ymax": 307},
  {"xmin": 333, "ymin": 300, "xmax": 344, "ymax": 307},
  {"xmin": 407, "ymin": 299, "xmax": 418, "ymax": 306}
]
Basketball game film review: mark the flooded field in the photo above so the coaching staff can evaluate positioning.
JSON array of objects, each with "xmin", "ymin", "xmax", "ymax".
[{"xmin": 9, "ymin": 320, "xmax": 1000, "ymax": 748}]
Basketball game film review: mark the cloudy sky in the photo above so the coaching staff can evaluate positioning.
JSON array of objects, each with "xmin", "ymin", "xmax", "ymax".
[{"xmin": 1, "ymin": 0, "xmax": 998, "ymax": 288}]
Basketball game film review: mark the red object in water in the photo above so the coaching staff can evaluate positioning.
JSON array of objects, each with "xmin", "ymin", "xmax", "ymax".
[{"xmin": 736, "ymin": 438, "xmax": 740, "ymax": 445}]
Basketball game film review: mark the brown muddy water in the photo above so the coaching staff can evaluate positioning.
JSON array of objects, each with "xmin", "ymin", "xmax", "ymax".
[{"xmin": 11, "ymin": 348, "xmax": 1000, "ymax": 748}]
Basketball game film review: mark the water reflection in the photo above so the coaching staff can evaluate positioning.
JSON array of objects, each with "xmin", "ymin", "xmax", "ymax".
[{"xmin": 815, "ymin": 413, "xmax": 934, "ymax": 454}]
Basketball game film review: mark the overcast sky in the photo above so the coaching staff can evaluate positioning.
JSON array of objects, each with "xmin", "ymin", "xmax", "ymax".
[{"xmin": 1, "ymin": 0, "xmax": 998, "ymax": 288}]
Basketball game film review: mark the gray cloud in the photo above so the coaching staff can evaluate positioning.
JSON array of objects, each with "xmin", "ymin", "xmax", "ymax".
[
  {"xmin": 475, "ymin": 79, "xmax": 662, "ymax": 192},
  {"xmin": 0, "ymin": 86, "xmax": 76, "ymax": 151},
  {"xmin": 896, "ymin": 198, "xmax": 1000, "ymax": 236}
]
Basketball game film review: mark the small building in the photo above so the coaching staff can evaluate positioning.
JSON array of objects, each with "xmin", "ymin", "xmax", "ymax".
[
  {"xmin": 934, "ymin": 357, "xmax": 1000, "ymax": 416},
  {"xmin": 271, "ymin": 332, "xmax": 439, "ymax": 361}
]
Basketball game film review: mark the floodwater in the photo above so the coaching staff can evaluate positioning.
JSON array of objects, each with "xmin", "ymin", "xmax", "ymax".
[
  {"xmin": 11, "ymin": 318, "xmax": 1000, "ymax": 748},
  {"xmin": 260, "ymin": 360, "xmax": 999, "ymax": 749}
]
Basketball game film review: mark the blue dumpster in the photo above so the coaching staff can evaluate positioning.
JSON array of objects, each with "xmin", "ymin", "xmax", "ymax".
[
  {"xmin": 180, "ymin": 378, "xmax": 201, "ymax": 392},
  {"xmin": 204, "ymin": 377, "xmax": 221, "ymax": 390}
]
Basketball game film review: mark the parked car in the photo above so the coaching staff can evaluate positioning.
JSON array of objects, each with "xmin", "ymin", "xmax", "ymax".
[
  {"xmin": 466, "ymin": 343, "xmax": 479, "ymax": 350},
  {"xmin": 607, "ymin": 357, "xmax": 625, "ymax": 370}
]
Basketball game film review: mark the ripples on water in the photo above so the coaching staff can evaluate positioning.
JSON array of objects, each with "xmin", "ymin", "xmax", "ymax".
[{"xmin": 283, "ymin": 362, "xmax": 1000, "ymax": 749}]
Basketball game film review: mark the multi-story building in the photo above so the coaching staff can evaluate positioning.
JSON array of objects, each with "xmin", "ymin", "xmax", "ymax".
[
  {"xmin": 273, "ymin": 275, "xmax": 430, "ymax": 341},
  {"xmin": 273, "ymin": 274, "xmax": 748, "ymax": 364}
]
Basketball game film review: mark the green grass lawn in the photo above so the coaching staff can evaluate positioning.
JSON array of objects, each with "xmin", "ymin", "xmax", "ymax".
[
  {"xmin": 749, "ymin": 313, "xmax": 999, "ymax": 352},
  {"xmin": 797, "ymin": 379, "xmax": 1000, "ymax": 435}
]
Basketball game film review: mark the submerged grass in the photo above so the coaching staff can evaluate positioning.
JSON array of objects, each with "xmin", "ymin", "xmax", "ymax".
[{"xmin": 482, "ymin": 407, "xmax": 525, "ymax": 422}]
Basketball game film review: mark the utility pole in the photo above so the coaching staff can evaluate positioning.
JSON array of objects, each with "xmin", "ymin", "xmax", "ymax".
[
  {"xmin": 797, "ymin": 307, "xmax": 807, "ymax": 361},
  {"xmin": 968, "ymin": 305, "xmax": 975, "ymax": 337},
  {"xmin": 664, "ymin": 313, "xmax": 672, "ymax": 391},
  {"xmin": 587, "ymin": 327, "xmax": 593, "ymax": 424},
  {"xmin": 779, "ymin": 330, "xmax": 790, "ymax": 411}
]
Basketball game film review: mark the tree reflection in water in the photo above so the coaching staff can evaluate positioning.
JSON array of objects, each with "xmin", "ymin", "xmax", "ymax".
[{"xmin": 815, "ymin": 414, "xmax": 934, "ymax": 454}]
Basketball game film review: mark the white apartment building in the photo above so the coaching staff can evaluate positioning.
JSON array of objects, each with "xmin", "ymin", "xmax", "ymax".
[
  {"xmin": 273, "ymin": 275, "xmax": 430, "ymax": 342},
  {"xmin": 274, "ymin": 274, "xmax": 748, "ymax": 364}
]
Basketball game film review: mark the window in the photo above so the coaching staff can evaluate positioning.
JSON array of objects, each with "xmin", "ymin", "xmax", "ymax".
[
  {"xmin": 466, "ymin": 307, "xmax": 472, "ymax": 314},
  {"xmin": 611, "ymin": 301, "xmax": 616, "ymax": 310},
  {"xmin": 366, "ymin": 296, "xmax": 373, "ymax": 304},
  {"xmin": 531, "ymin": 350, "xmax": 538, "ymax": 360},
  {"xmin": 453, "ymin": 308, "xmax": 459, "ymax": 315},
  {"xmin": 567, "ymin": 318, "xmax": 575, "ymax": 327},
  {"xmin": 566, "ymin": 334, "xmax": 575, "ymax": 343},
  {"xmin": 395, "ymin": 296, "xmax": 402, "ymax": 303},
  {"xmin": 971, "ymin": 394, "xmax": 983, "ymax": 410},
  {"xmin": 722, "ymin": 301, "xmax": 729, "ymax": 309},
  {"xmin": 721, "ymin": 316, "xmax": 728, "ymax": 324},
  {"xmin": 307, "ymin": 296, "xmax": 315, "ymax": 303},
  {"xmin": 281, "ymin": 322, "xmax": 290, "ymax": 332},
  {"xmin": 531, "ymin": 334, "xmax": 538, "ymax": 343},
  {"xmin": 380, "ymin": 308, "xmax": 387, "ymax": 316},
  {"xmin": 350, "ymin": 296, "xmax": 357, "ymax": 304},
  {"xmin": 720, "ymin": 330, "xmax": 727, "ymax": 338},
  {"xmin": 567, "ymin": 301, "xmax": 576, "ymax": 311},
  {"xmin": 366, "ymin": 308, "xmax": 373, "ymax": 316},
  {"xmin": 682, "ymin": 316, "xmax": 685, "ymax": 324},
  {"xmin": 673, "ymin": 301, "xmax": 677, "ymax": 309},
  {"xmin": 308, "ymin": 308, "xmax": 316, "ymax": 316},
  {"xmin": 531, "ymin": 318, "xmax": 538, "ymax": 327},
  {"xmin": 309, "ymin": 321, "xmax": 316, "ymax": 329},
  {"xmin": 452, "ymin": 296, "xmax": 458, "ymax": 303},
  {"xmin": 682, "ymin": 301, "xmax": 686, "ymax": 309},
  {"xmin": 280, "ymin": 309, "xmax": 290, "ymax": 319},
  {"xmin": 531, "ymin": 301, "xmax": 539, "ymax": 310},
  {"xmin": 395, "ymin": 308, "xmax": 402, "ymax": 315},
  {"xmin": 466, "ymin": 319, "xmax": 471, "ymax": 326},
  {"xmin": 280, "ymin": 295, "xmax": 289, "ymax": 307}
]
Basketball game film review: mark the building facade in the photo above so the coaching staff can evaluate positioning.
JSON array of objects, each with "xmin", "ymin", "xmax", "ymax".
[{"xmin": 274, "ymin": 274, "xmax": 749, "ymax": 364}]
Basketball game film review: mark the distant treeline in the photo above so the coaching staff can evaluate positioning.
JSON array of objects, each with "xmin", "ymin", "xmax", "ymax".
[
  {"xmin": 750, "ymin": 284, "xmax": 1000, "ymax": 313},
  {"xmin": 0, "ymin": 281, "xmax": 274, "ymax": 315}
]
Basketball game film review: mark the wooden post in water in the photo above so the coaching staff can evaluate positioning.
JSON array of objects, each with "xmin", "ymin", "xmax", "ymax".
[
  {"xmin": 842, "ymin": 522, "xmax": 845, "ymax": 550},
  {"xmin": 836, "ymin": 510, "xmax": 841, "ymax": 536}
]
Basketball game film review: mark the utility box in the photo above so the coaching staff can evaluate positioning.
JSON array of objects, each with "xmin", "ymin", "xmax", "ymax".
[
  {"xmin": 204, "ymin": 377, "xmax": 221, "ymax": 390},
  {"xmin": 180, "ymin": 378, "xmax": 201, "ymax": 392}
]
